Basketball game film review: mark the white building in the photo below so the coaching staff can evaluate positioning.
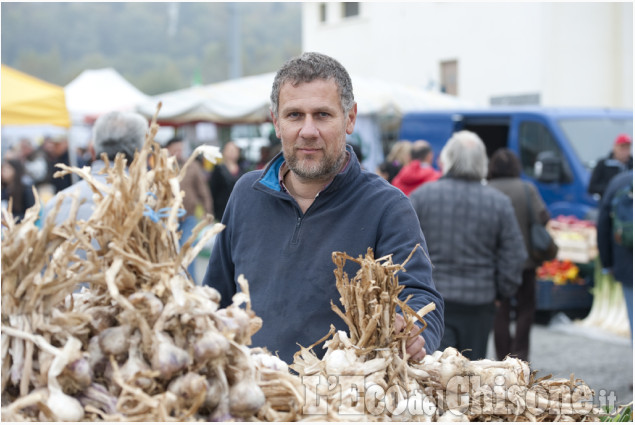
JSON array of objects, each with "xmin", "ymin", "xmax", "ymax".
[{"xmin": 302, "ymin": 2, "xmax": 633, "ymax": 109}]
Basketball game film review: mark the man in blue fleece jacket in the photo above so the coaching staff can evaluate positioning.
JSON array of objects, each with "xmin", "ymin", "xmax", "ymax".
[{"xmin": 202, "ymin": 52, "xmax": 444, "ymax": 364}]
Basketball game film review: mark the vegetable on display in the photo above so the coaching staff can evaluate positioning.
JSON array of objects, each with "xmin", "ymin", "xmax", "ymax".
[{"xmin": 1, "ymin": 105, "xmax": 608, "ymax": 421}]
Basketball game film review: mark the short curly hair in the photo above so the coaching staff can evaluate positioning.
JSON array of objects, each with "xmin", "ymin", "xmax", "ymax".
[{"xmin": 270, "ymin": 52, "xmax": 355, "ymax": 119}]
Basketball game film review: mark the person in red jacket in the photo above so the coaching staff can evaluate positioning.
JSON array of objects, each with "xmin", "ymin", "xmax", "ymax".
[{"xmin": 392, "ymin": 140, "xmax": 441, "ymax": 195}]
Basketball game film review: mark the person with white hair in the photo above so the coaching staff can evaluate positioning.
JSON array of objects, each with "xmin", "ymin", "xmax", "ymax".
[
  {"xmin": 409, "ymin": 130, "xmax": 527, "ymax": 360},
  {"xmin": 43, "ymin": 110, "xmax": 148, "ymax": 225}
]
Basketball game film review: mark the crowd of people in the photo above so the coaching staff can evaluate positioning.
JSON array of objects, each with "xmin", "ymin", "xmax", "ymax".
[
  {"xmin": 1, "ymin": 117, "xmax": 274, "ymax": 285},
  {"xmin": 2, "ymin": 135, "xmax": 73, "ymax": 220},
  {"xmin": 2, "ymin": 52, "xmax": 632, "ymax": 363}
]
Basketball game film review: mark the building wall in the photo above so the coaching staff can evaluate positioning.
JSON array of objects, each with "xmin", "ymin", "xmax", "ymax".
[{"xmin": 302, "ymin": 2, "xmax": 633, "ymax": 108}]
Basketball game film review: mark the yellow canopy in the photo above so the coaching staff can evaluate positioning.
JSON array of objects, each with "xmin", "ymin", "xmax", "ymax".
[{"xmin": 1, "ymin": 64, "xmax": 71, "ymax": 127}]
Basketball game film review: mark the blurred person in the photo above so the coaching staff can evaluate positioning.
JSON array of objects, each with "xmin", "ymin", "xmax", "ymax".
[
  {"xmin": 256, "ymin": 145, "xmax": 272, "ymax": 170},
  {"xmin": 165, "ymin": 136, "xmax": 214, "ymax": 282},
  {"xmin": 76, "ymin": 146, "xmax": 93, "ymax": 168},
  {"xmin": 487, "ymin": 148, "xmax": 554, "ymax": 361},
  {"xmin": 596, "ymin": 170, "xmax": 633, "ymax": 340},
  {"xmin": 410, "ymin": 131, "xmax": 527, "ymax": 360},
  {"xmin": 392, "ymin": 139, "xmax": 441, "ymax": 195},
  {"xmin": 42, "ymin": 135, "xmax": 73, "ymax": 193},
  {"xmin": 2, "ymin": 158, "xmax": 36, "ymax": 222},
  {"xmin": 208, "ymin": 141, "xmax": 248, "ymax": 221},
  {"xmin": 255, "ymin": 142, "xmax": 281, "ymax": 170},
  {"xmin": 203, "ymin": 52, "xmax": 444, "ymax": 364},
  {"xmin": 351, "ymin": 143, "xmax": 363, "ymax": 166},
  {"xmin": 43, "ymin": 111, "xmax": 148, "ymax": 225},
  {"xmin": 376, "ymin": 140, "xmax": 411, "ymax": 183},
  {"xmin": 17, "ymin": 137, "xmax": 49, "ymax": 187},
  {"xmin": 588, "ymin": 134, "xmax": 632, "ymax": 199}
]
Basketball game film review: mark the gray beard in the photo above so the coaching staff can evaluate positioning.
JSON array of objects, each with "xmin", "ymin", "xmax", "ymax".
[{"xmin": 287, "ymin": 150, "xmax": 347, "ymax": 181}]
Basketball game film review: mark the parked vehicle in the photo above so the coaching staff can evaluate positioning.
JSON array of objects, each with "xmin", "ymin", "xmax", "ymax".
[{"xmin": 399, "ymin": 107, "xmax": 633, "ymax": 220}]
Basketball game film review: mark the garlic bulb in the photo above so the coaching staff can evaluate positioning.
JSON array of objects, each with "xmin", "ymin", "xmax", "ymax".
[
  {"xmin": 168, "ymin": 372, "xmax": 208, "ymax": 400},
  {"xmin": 78, "ymin": 383, "xmax": 118, "ymax": 415},
  {"xmin": 203, "ymin": 377, "xmax": 224, "ymax": 411},
  {"xmin": 98, "ymin": 325, "xmax": 132, "ymax": 356},
  {"xmin": 324, "ymin": 349, "xmax": 350, "ymax": 374},
  {"xmin": 128, "ymin": 291, "xmax": 163, "ymax": 325},
  {"xmin": 194, "ymin": 330, "xmax": 229, "ymax": 364},
  {"xmin": 59, "ymin": 356, "xmax": 93, "ymax": 393},
  {"xmin": 228, "ymin": 379, "xmax": 265, "ymax": 418},
  {"xmin": 151, "ymin": 332, "xmax": 191, "ymax": 380},
  {"xmin": 119, "ymin": 332, "xmax": 152, "ymax": 389},
  {"xmin": 46, "ymin": 386, "xmax": 85, "ymax": 421},
  {"xmin": 250, "ymin": 352, "xmax": 289, "ymax": 373}
]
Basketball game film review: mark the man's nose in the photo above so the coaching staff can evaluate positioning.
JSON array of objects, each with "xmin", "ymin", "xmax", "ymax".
[{"xmin": 299, "ymin": 116, "xmax": 319, "ymax": 138}]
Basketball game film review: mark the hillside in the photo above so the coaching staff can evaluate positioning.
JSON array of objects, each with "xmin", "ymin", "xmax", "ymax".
[{"xmin": 1, "ymin": 2, "xmax": 302, "ymax": 95}]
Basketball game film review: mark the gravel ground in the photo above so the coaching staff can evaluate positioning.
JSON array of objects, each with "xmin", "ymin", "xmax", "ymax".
[{"xmin": 487, "ymin": 314, "xmax": 633, "ymax": 413}]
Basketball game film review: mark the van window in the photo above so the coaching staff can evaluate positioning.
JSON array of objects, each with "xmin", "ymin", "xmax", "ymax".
[
  {"xmin": 557, "ymin": 118, "xmax": 633, "ymax": 170},
  {"xmin": 518, "ymin": 121, "xmax": 572, "ymax": 183}
]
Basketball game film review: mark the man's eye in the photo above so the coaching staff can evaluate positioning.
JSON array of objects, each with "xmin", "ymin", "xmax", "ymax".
[
  {"xmin": 287, "ymin": 112, "xmax": 300, "ymax": 119},
  {"xmin": 318, "ymin": 112, "xmax": 330, "ymax": 118}
]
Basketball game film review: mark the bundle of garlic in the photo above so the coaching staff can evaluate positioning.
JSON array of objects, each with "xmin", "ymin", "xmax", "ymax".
[
  {"xmin": 266, "ymin": 248, "xmax": 602, "ymax": 422},
  {"xmin": 1, "ymin": 104, "xmax": 268, "ymax": 421}
]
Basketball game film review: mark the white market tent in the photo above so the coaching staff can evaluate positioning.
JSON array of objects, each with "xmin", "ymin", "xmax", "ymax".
[
  {"xmin": 135, "ymin": 72, "xmax": 474, "ymax": 169},
  {"xmin": 136, "ymin": 72, "xmax": 472, "ymax": 125},
  {"xmin": 65, "ymin": 68, "xmax": 151, "ymax": 125},
  {"xmin": 63, "ymin": 67, "xmax": 154, "ymax": 151},
  {"xmin": 136, "ymin": 73, "xmax": 277, "ymax": 126}
]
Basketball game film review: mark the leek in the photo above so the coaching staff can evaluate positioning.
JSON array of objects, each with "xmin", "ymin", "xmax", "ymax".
[{"xmin": 575, "ymin": 259, "xmax": 630, "ymax": 337}]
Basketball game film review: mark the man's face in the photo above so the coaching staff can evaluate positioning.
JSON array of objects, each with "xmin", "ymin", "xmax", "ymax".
[
  {"xmin": 614, "ymin": 143, "xmax": 632, "ymax": 163},
  {"xmin": 273, "ymin": 79, "xmax": 356, "ymax": 181}
]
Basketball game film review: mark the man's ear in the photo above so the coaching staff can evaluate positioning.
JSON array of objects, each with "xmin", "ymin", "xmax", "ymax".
[
  {"xmin": 271, "ymin": 110, "xmax": 281, "ymax": 138},
  {"xmin": 345, "ymin": 103, "xmax": 357, "ymax": 135}
]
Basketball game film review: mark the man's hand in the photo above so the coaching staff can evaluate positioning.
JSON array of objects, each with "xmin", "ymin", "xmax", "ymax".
[{"xmin": 394, "ymin": 313, "xmax": 426, "ymax": 362}]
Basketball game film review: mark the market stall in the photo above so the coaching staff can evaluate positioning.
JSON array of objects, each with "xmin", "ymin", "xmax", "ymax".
[
  {"xmin": 537, "ymin": 216, "xmax": 631, "ymax": 339},
  {"xmin": 535, "ymin": 216, "xmax": 597, "ymax": 312},
  {"xmin": 1, "ymin": 65, "xmax": 71, "ymax": 128},
  {"xmin": 3, "ymin": 112, "xmax": 628, "ymax": 422},
  {"xmin": 64, "ymin": 67, "xmax": 151, "ymax": 126}
]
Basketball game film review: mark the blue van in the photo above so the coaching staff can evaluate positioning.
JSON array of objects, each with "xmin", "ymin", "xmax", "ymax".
[{"xmin": 398, "ymin": 107, "xmax": 633, "ymax": 220}]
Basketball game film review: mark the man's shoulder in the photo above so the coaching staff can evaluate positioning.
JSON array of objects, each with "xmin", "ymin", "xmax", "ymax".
[
  {"xmin": 239, "ymin": 169, "xmax": 265, "ymax": 183},
  {"xmin": 234, "ymin": 169, "xmax": 273, "ymax": 195},
  {"xmin": 360, "ymin": 169, "xmax": 406, "ymax": 196}
]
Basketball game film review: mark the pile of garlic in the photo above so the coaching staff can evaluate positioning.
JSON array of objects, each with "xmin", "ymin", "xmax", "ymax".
[
  {"xmin": 1, "ymin": 105, "xmax": 603, "ymax": 422},
  {"xmin": 1, "ymin": 106, "xmax": 268, "ymax": 421},
  {"xmin": 259, "ymin": 249, "xmax": 602, "ymax": 422}
]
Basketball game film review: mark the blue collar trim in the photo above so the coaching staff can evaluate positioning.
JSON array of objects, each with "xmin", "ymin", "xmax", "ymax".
[{"xmin": 261, "ymin": 155, "xmax": 285, "ymax": 191}]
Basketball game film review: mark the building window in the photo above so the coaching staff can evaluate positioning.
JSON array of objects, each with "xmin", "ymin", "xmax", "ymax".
[
  {"xmin": 440, "ymin": 60, "xmax": 458, "ymax": 96},
  {"xmin": 319, "ymin": 3, "xmax": 327, "ymax": 23},
  {"xmin": 342, "ymin": 2, "xmax": 359, "ymax": 18}
]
